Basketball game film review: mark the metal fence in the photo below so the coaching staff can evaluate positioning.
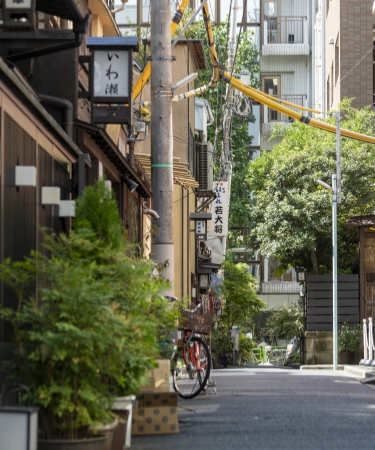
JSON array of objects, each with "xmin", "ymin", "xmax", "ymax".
[{"xmin": 265, "ymin": 17, "xmax": 305, "ymax": 44}]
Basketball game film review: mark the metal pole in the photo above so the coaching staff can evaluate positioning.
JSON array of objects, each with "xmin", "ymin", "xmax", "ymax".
[
  {"xmin": 151, "ymin": 0, "xmax": 175, "ymax": 295},
  {"xmin": 332, "ymin": 173, "xmax": 338, "ymax": 370},
  {"xmin": 333, "ymin": 111, "xmax": 340, "ymax": 370},
  {"xmin": 336, "ymin": 111, "xmax": 341, "ymax": 204},
  {"xmin": 321, "ymin": 0, "xmax": 326, "ymax": 116}
]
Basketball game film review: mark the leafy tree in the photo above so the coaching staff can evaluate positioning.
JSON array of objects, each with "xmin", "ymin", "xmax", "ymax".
[
  {"xmin": 247, "ymin": 99, "xmax": 375, "ymax": 273},
  {"xmin": 182, "ymin": 14, "xmax": 260, "ymax": 247},
  {"xmin": 221, "ymin": 261, "xmax": 266, "ymax": 330},
  {"xmin": 266, "ymin": 302, "xmax": 304, "ymax": 340}
]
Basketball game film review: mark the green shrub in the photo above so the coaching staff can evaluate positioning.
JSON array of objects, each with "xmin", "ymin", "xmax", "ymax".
[
  {"xmin": 338, "ymin": 321, "xmax": 361, "ymax": 353},
  {"xmin": 0, "ymin": 180, "xmax": 177, "ymax": 440},
  {"xmin": 266, "ymin": 302, "xmax": 304, "ymax": 341}
]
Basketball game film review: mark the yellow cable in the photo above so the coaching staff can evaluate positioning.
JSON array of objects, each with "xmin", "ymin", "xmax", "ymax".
[
  {"xmin": 247, "ymin": 86, "xmax": 322, "ymax": 115},
  {"xmin": 133, "ymin": 0, "xmax": 190, "ymax": 100},
  {"xmin": 225, "ymin": 73, "xmax": 375, "ymax": 145}
]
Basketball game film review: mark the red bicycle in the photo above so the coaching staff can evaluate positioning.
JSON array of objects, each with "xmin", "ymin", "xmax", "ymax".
[{"xmin": 172, "ymin": 303, "xmax": 214, "ymax": 399}]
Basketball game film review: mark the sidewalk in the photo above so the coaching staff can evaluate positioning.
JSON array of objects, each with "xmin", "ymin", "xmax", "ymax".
[{"xmin": 300, "ymin": 364, "xmax": 375, "ymax": 378}]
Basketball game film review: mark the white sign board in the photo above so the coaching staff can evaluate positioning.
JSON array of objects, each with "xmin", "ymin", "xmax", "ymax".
[
  {"xmin": 196, "ymin": 220, "xmax": 206, "ymax": 236},
  {"xmin": 93, "ymin": 50, "xmax": 129, "ymax": 98},
  {"xmin": 209, "ymin": 181, "xmax": 229, "ymax": 236}
]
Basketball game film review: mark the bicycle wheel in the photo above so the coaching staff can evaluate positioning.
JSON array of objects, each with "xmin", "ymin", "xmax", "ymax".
[
  {"xmin": 172, "ymin": 336, "xmax": 211, "ymax": 399},
  {"xmin": 268, "ymin": 349, "xmax": 286, "ymax": 366}
]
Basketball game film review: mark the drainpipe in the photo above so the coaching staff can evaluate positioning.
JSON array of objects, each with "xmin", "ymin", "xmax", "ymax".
[
  {"xmin": 128, "ymin": 125, "xmax": 136, "ymax": 170},
  {"xmin": 39, "ymin": 94, "xmax": 74, "ymax": 140}
]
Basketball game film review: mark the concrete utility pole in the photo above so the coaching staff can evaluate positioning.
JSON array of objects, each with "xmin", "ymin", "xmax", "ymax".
[
  {"xmin": 220, "ymin": 0, "xmax": 239, "ymax": 257},
  {"xmin": 150, "ymin": 0, "xmax": 174, "ymax": 294}
]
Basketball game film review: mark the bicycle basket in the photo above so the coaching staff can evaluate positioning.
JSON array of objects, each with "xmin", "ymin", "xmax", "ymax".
[{"xmin": 179, "ymin": 303, "xmax": 215, "ymax": 335}]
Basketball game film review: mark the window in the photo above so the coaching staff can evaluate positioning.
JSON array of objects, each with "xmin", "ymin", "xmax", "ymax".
[
  {"xmin": 262, "ymin": 76, "xmax": 280, "ymax": 121},
  {"xmin": 262, "ymin": 1, "xmax": 279, "ymax": 44},
  {"xmin": 247, "ymin": 0, "xmax": 260, "ymax": 23}
]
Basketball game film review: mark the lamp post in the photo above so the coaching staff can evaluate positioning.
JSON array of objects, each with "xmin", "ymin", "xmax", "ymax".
[{"xmin": 316, "ymin": 112, "xmax": 341, "ymax": 371}]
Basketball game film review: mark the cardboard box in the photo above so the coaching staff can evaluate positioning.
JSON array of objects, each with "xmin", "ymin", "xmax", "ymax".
[
  {"xmin": 139, "ymin": 359, "xmax": 171, "ymax": 393},
  {"xmin": 131, "ymin": 392, "xmax": 179, "ymax": 436}
]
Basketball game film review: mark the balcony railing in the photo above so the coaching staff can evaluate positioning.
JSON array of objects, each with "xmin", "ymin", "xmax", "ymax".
[
  {"xmin": 264, "ymin": 17, "xmax": 306, "ymax": 45},
  {"xmin": 262, "ymin": 95, "xmax": 307, "ymax": 134}
]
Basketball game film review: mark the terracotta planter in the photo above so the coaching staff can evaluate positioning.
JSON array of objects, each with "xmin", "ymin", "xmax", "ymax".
[
  {"xmin": 111, "ymin": 395, "xmax": 135, "ymax": 449},
  {"xmin": 92, "ymin": 418, "xmax": 118, "ymax": 450},
  {"xmin": 38, "ymin": 435, "xmax": 108, "ymax": 450},
  {"xmin": 341, "ymin": 351, "xmax": 354, "ymax": 365}
]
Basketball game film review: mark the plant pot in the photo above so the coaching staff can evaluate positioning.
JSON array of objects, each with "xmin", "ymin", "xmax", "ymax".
[
  {"xmin": 219, "ymin": 355, "xmax": 228, "ymax": 368},
  {"xmin": 341, "ymin": 351, "xmax": 354, "ymax": 365},
  {"xmin": 91, "ymin": 418, "xmax": 118, "ymax": 450},
  {"xmin": 111, "ymin": 395, "xmax": 135, "ymax": 449},
  {"xmin": 38, "ymin": 435, "xmax": 108, "ymax": 450}
]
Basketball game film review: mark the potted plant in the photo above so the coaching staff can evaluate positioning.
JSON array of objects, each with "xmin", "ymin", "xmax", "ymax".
[
  {"xmin": 0, "ymin": 181, "xmax": 176, "ymax": 450},
  {"xmin": 239, "ymin": 334, "xmax": 255, "ymax": 364},
  {"xmin": 338, "ymin": 321, "xmax": 361, "ymax": 365}
]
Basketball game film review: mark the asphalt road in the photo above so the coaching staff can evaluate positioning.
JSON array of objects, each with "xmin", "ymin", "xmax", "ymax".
[{"xmin": 131, "ymin": 366, "xmax": 375, "ymax": 450}]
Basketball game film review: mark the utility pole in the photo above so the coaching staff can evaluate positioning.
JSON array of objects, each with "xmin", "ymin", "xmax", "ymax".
[
  {"xmin": 150, "ymin": 0, "xmax": 174, "ymax": 294},
  {"xmin": 220, "ymin": 0, "xmax": 238, "ymax": 257}
]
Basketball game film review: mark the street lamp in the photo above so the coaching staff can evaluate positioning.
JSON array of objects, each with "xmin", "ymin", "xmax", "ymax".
[{"xmin": 317, "ymin": 175, "xmax": 338, "ymax": 370}]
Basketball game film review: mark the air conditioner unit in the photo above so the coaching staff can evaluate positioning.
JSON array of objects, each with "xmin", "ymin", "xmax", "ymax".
[{"xmin": 196, "ymin": 142, "xmax": 208, "ymax": 190}]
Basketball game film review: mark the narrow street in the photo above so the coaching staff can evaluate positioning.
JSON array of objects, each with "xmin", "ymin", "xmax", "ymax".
[{"xmin": 132, "ymin": 367, "xmax": 375, "ymax": 450}]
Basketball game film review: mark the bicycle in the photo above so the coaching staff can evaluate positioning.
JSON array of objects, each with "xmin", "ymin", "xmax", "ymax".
[{"xmin": 171, "ymin": 302, "xmax": 215, "ymax": 399}]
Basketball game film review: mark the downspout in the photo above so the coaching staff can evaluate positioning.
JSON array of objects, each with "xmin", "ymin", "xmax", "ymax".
[
  {"xmin": 6, "ymin": 15, "xmax": 91, "ymax": 63},
  {"xmin": 39, "ymin": 94, "xmax": 74, "ymax": 140}
]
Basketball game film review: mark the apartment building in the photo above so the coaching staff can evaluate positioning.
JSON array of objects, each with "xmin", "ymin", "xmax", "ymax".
[{"xmin": 315, "ymin": 0, "xmax": 375, "ymax": 112}]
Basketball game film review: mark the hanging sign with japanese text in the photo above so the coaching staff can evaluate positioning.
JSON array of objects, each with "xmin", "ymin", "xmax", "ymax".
[
  {"xmin": 209, "ymin": 181, "xmax": 229, "ymax": 236},
  {"xmin": 93, "ymin": 50, "xmax": 130, "ymax": 100}
]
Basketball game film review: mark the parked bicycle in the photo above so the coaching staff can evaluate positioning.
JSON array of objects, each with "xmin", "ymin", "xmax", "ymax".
[{"xmin": 171, "ymin": 302, "xmax": 215, "ymax": 399}]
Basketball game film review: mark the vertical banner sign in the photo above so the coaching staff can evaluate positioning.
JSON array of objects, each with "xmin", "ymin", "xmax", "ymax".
[{"xmin": 209, "ymin": 181, "xmax": 229, "ymax": 236}]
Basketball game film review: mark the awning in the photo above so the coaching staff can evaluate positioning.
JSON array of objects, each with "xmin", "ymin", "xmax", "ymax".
[
  {"xmin": 75, "ymin": 120, "xmax": 152, "ymax": 198},
  {"xmin": 346, "ymin": 215, "xmax": 375, "ymax": 229},
  {"xmin": 135, "ymin": 153, "xmax": 199, "ymax": 190}
]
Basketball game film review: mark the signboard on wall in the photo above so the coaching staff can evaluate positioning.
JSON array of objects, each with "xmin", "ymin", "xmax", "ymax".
[{"xmin": 209, "ymin": 181, "xmax": 229, "ymax": 236}]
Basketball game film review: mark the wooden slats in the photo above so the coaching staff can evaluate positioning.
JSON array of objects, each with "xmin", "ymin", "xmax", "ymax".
[
  {"xmin": 135, "ymin": 153, "xmax": 199, "ymax": 189},
  {"xmin": 306, "ymin": 274, "xmax": 359, "ymax": 331}
]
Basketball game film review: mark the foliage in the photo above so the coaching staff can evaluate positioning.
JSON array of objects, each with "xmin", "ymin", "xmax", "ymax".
[
  {"xmin": 211, "ymin": 317, "xmax": 234, "ymax": 356},
  {"xmin": 221, "ymin": 261, "xmax": 266, "ymax": 330},
  {"xmin": 266, "ymin": 302, "xmax": 304, "ymax": 340},
  {"xmin": 238, "ymin": 334, "xmax": 256, "ymax": 362},
  {"xmin": 247, "ymin": 100, "xmax": 375, "ymax": 273},
  {"xmin": 182, "ymin": 14, "xmax": 260, "ymax": 248},
  {"xmin": 0, "ymin": 180, "xmax": 177, "ymax": 440},
  {"xmin": 338, "ymin": 321, "xmax": 361, "ymax": 353}
]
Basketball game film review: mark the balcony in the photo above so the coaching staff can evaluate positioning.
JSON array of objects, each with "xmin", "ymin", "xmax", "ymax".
[
  {"xmin": 262, "ymin": 16, "xmax": 309, "ymax": 56},
  {"xmin": 261, "ymin": 95, "xmax": 308, "ymax": 135}
]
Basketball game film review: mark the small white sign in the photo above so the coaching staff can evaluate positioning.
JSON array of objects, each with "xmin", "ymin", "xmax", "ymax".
[
  {"xmin": 209, "ymin": 181, "xmax": 229, "ymax": 236},
  {"xmin": 93, "ymin": 50, "xmax": 129, "ymax": 98},
  {"xmin": 196, "ymin": 220, "xmax": 206, "ymax": 236}
]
